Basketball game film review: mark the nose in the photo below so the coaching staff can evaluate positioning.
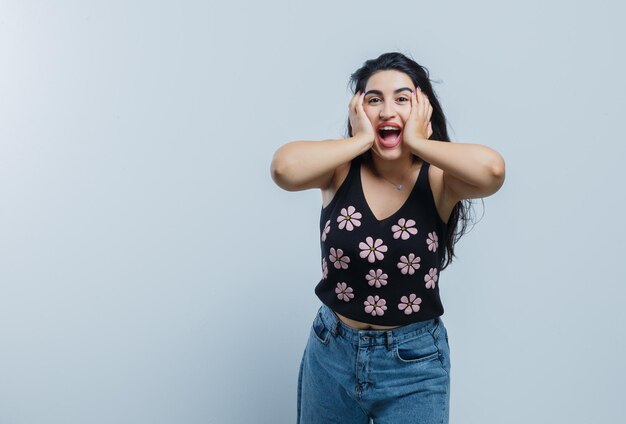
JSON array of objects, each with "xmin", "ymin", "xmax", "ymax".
[{"xmin": 379, "ymin": 101, "xmax": 397, "ymax": 120}]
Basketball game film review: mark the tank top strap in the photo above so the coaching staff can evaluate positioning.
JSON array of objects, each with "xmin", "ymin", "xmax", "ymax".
[
  {"xmin": 320, "ymin": 155, "xmax": 362, "ymax": 217},
  {"xmin": 414, "ymin": 160, "xmax": 448, "ymax": 231},
  {"xmin": 415, "ymin": 160, "xmax": 430, "ymax": 190},
  {"xmin": 349, "ymin": 154, "xmax": 362, "ymax": 178},
  {"xmin": 340, "ymin": 155, "xmax": 361, "ymax": 195}
]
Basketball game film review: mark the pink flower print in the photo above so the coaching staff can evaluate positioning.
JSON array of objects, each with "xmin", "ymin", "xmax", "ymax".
[
  {"xmin": 397, "ymin": 254, "xmax": 421, "ymax": 275},
  {"xmin": 365, "ymin": 269, "xmax": 388, "ymax": 288},
  {"xmin": 427, "ymin": 232, "xmax": 439, "ymax": 252},
  {"xmin": 321, "ymin": 220, "xmax": 331, "ymax": 241},
  {"xmin": 398, "ymin": 294, "xmax": 422, "ymax": 315},
  {"xmin": 336, "ymin": 282, "xmax": 354, "ymax": 302},
  {"xmin": 329, "ymin": 247, "xmax": 350, "ymax": 270},
  {"xmin": 392, "ymin": 218, "xmax": 418, "ymax": 240},
  {"xmin": 337, "ymin": 206, "xmax": 362, "ymax": 231},
  {"xmin": 359, "ymin": 236, "xmax": 388, "ymax": 263},
  {"xmin": 322, "ymin": 258, "xmax": 328, "ymax": 279},
  {"xmin": 364, "ymin": 295, "xmax": 387, "ymax": 316},
  {"xmin": 424, "ymin": 268, "xmax": 439, "ymax": 289}
]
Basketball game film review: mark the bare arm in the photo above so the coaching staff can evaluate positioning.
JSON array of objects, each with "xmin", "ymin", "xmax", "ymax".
[
  {"xmin": 270, "ymin": 135, "xmax": 371, "ymax": 191},
  {"xmin": 408, "ymin": 138, "xmax": 505, "ymax": 199},
  {"xmin": 270, "ymin": 91, "xmax": 376, "ymax": 192},
  {"xmin": 404, "ymin": 89, "xmax": 505, "ymax": 201}
]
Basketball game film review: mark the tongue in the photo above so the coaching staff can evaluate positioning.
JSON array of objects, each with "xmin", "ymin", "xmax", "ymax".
[{"xmin": 379, "ymin": 131, "xmax": 400, "ymax": 148}]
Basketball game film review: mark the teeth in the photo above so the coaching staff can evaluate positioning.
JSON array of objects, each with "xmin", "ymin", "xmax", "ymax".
[{"xmin": 380, "ymin": 126, "xmax": 400, "ymax": 131}]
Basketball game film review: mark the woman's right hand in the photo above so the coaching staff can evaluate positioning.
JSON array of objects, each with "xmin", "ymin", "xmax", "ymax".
[{"xmin": 348, "ymin": 91, "xmax": 375, "ymax": 148}]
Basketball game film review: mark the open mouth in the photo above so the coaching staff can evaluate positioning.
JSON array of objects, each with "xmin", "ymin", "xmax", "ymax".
[{"xmin": 377, "ymin": 127, "xmax": 402, "ymax": 148}]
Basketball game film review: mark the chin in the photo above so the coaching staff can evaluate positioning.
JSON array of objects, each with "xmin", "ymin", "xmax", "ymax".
[{"xmin": 372, "ymin": 144, "xmax": 405, "ymax": 161}]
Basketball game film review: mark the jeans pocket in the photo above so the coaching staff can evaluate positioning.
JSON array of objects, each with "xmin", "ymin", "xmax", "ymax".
[
  {"xmin": 394, "ymin": 332, "xmax": 440, "ymax": 363},
  {"xmin": 311, "ymin": 310, "xmax": 331, "ymax": 345},
  {"xmin": 437, "ymin": 324, "xmax": 451, "ymax": 374},
  {"xmin": 438, "ymin": 323, "xmax": 449, "ymax": 350}
]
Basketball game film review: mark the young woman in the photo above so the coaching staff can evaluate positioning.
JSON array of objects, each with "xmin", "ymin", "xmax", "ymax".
[{"xmin": 270, "ymin": 52, "xmax": 505, "ymax": 424}]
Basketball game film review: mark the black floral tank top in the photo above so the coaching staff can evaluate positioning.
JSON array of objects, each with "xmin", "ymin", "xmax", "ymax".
[{"xmin": 314, "ymin": 154, "xmax": 448, "ymax": 325}]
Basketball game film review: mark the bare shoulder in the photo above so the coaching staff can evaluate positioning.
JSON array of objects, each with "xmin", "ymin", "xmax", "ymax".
[
  {"xmin": 428, "ymin": 164, "xmax": 460, "ymax": 225},
  {"xmin": 321, "ymin": 161, "xmax": 352, "ymax": 209}
]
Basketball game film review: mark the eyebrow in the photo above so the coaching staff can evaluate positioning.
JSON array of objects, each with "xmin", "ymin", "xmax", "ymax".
[{"xmin": 364, "ymin": 87, "xmax": 413, "ymax": 96}]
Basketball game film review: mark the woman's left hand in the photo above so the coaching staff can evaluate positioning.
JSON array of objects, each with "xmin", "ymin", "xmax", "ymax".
[{"xmin": 403, "ymin": 88, "xmax": 433, "ymax": 144}]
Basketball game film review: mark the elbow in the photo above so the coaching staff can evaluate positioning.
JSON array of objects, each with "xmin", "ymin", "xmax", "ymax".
[
  {"xmin": 270, "ymin": 154, "xmax": 283, "ymax": 183},
  {"xmin": 270, "ymin": 155, "xmax": 286, "ymax": 188},
  {"xmin": 270, "ymin": 151, "xmax": 297, "ymax": 191},
  {"xmin": 489, "ymin": 153, "xmax": 506, "ymax": 190}
]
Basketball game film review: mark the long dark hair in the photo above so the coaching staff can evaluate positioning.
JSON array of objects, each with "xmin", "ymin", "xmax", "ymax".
[{"xmin": 346, "ymin": 51, "xmax": 481, "ymax": 270}]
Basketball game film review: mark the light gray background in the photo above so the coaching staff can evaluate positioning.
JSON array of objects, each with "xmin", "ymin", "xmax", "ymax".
[{"xmin": 1, "ymin": 0, "xmax": 624, "ymax": 423}]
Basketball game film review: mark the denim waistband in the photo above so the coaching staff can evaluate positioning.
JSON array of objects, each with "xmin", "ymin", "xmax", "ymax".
[{"xmin": 317, "ymin": 303, "xmax": 442, "ymax": 348}]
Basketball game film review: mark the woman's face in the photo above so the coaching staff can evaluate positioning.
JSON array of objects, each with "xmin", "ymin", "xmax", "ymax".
[{"xmin": 362, "ymin": 70, "xmax": 416, "ymax": 160}]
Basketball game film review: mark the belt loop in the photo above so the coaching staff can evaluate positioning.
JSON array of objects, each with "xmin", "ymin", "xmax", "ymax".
[{"xmin": 385, "ymin": 330, "xmax": 393, "ymax": 350}]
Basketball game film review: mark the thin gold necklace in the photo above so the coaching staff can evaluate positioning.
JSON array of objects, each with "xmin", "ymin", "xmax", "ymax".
[{"xmin": 370, "ymin": 161, "xmax": 415, "ymax": 190}]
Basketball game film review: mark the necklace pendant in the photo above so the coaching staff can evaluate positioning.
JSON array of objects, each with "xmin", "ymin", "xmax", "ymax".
[{"xmin": 395, "ymin": 184, "xmax": 403, "ymax": 190}]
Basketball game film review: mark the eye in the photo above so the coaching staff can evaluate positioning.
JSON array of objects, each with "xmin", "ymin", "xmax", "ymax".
[
  {"xmin": 367, "ymin": 97, "xmax": 381, "ymax": 104},
  {"xmin": 397, "ymin": 96, "xmax": 409, "ymax": 103}
]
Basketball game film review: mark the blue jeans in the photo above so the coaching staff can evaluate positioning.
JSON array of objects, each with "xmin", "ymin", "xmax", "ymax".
[{"xmin": 297, "ymin": 304, "xmax": 451, "ymax": 423}]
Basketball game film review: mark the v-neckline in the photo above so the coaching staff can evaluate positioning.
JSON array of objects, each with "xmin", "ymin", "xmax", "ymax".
[{"xmin": 358, "ymin": 158, "xmax": 426, "ymax": 223}]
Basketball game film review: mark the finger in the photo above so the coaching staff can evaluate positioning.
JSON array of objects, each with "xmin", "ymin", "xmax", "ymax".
[
  {"xmin": 357, "ymin": 92, "xmax": 366, "ymax": 113},
  {"xmin": 349, "ymin": 91, "xmax": 358, "ymax": 111},
  {"xmin": 424, "ymin": 96, "xmax": 432, "ymax": 117},
  {"xmin": 421, "ymin": 90, "xmax": 432, "ymax": 115},
  {"xmin": 415, "ymin": 91, "xmax": 421, "ymax": 116},
  {"xmin": 416, "ymin": 87, "xmax": 425, "ymax": 110},
  {"xmin": 353, "ymin": 92, "xmax": 360, "ymax": 113},
  {"xmin": 414, "ymin": 90, "xmax": 424, "ymax": 121},
  {"xmin": 418, "ymin": 89, "xmax": 426, "ymax": 113},
  {"xmin": 410, "ymin": 90, "xmax": 417, "ymax": 116},
  {"xmin": 415, "ymin": 91, "xmax": 423, "ymax": 119}
]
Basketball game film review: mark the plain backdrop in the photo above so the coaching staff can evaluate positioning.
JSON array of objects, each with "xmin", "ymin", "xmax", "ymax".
[{"xmin": 1, "ymin": 0, "xmax": 625, "ymax": 423}]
